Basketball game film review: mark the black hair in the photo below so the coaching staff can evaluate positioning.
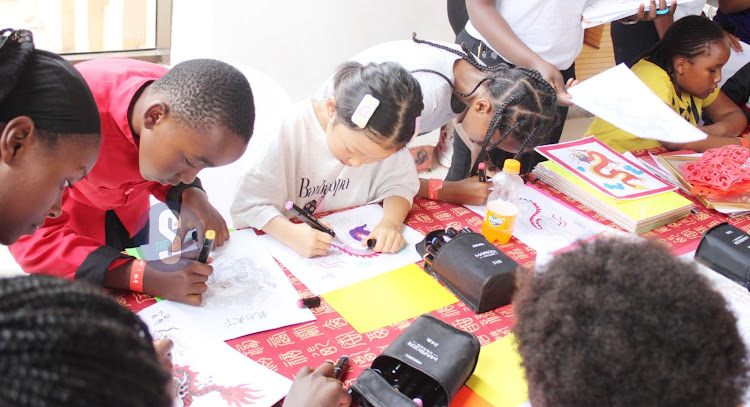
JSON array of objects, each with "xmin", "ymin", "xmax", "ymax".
[
  {"xmin": 149, "ymin": 59, "xmax": 255, "ymax": 143},
  {"xmin": 0, "ymin": 29, "xmax": 101, "ymax": 148},
  {"xmin": 332, "ymin": 61, "xmax": 424, "ymax": 150},
  {"xmin": 513, "ymin": 238, "xmax": 750, "ymax": 407},
  {"xmin": 0, "ymin": 275, "xmax": 172, "ymax": 407},
  {"xmin": 639, "ymin": 15, "xmax": 726, "ymax": 77},
  {"xmin": 412, "ymin": 34, "xmax": 558, "ymax": 175}
]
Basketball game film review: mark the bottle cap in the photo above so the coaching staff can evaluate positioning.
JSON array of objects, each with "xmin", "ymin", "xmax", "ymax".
[{"xmin": 503, "ymin": 159, "xmax": 520, "ymax": 174}]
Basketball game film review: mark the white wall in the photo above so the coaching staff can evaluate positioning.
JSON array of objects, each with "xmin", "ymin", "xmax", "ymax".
[{"xmin": 171, "ymin": 0, "xmax": 455, "ymax": 102}]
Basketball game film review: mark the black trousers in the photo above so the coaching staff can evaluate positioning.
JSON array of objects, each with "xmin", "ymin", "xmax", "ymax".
[
  {"xmin": 611, "ymin": 20, "xmax": 659, "ymax": 67},
  {"xmin": 446, "ymin": 29, "xmax": 576, "ymax": 179}
]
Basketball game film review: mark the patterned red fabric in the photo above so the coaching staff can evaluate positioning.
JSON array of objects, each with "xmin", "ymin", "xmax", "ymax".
[{"xmin": 114, "ymin": 172, "xmax": 750, "ymax": 395}]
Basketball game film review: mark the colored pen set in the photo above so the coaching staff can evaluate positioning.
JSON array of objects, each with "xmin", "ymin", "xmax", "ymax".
[
  {"xmin": 369, "ymin": 364, "xmax": 439, "ymax": 406},
  {"xmin": 423, "ymin": 227, "xmax": 474, "ymax": 267}
]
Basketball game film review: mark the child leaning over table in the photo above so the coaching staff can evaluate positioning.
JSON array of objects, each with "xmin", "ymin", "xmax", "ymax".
[
  {"xmin": 10, "ymin": 57, "xmax": 255, "ymax": 305},
  {"xmin": 231, "ymin": 61, "xmax": 423, "ymax": 258},
  {"xmin": 513, "ymin": 237, "xmax": 749, "ymax": 406},
  {"xmin": 315, "ymin": 35, "xmax": 558, "ymax": 206},
  {"xmin": 586, "ymin": 15, "xmax": 749, "ymax": 153}
]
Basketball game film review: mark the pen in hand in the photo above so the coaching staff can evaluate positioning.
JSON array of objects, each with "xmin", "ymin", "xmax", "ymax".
[
  {"xmin": 478, "ymin": 162, "xmax": 487, "ymax": 183},
  {"xmin": 333, "ymin": 355, "xmax": 349, "ymax": 381},
  {"xmin": 285, "ymin": 201, "xmax": 336, "ymax": 237},
  {"xmin": 196, "ymin": 230, "xmax": 215, "ymax": 263}
]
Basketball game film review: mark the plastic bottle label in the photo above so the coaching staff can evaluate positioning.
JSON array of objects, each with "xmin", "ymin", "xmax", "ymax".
[
  {"xmin": 485, "ymin": 200, "xmax": 518, "ymax": 228},
  {"xmin": 488, "ymin": 213, "xmax": 509, "ymax": 227}
]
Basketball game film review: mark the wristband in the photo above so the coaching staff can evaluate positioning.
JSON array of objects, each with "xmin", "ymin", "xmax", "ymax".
[
  {"xmin": 428, "ymin": 178, "xmax": 443, "ymax": 201},
  {"xmin": 130, "ymin": 259, "xmax": 146, "ymax": 292},
  {"xmin": 740, "ymin": 136, "xmax": 749, "ymax": 149}
]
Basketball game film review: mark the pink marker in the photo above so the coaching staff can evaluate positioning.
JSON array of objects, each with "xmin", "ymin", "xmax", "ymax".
[{"xmin": 412, "ymin": 398, "xmax": 423, "ymax": 407}]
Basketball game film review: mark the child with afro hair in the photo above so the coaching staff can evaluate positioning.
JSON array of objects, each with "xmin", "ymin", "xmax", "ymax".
[{"xmin": 513, "ymin": 237, "xmax": 749, "ymax": 406}]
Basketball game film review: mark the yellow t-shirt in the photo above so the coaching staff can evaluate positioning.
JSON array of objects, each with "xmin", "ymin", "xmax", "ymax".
[{"xmin": 585, "ymin": 59, "xmax": 719, "ymax": 152}]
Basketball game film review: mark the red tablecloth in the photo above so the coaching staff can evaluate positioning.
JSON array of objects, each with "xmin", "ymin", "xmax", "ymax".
[{"xmin": 114, "ymin": 182, "xmax": 750, "ymax": 390}]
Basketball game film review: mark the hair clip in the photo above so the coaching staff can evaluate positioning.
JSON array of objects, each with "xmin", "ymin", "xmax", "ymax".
[
  {"xmin": 351, "ymin": 94, "xmax": 380, "ymax": 129},
  {"xmin": 413, "ymin": 116, "xmax": 422, "ymax": 138}
]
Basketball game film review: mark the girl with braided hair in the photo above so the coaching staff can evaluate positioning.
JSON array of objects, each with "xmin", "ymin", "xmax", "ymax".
[
  {"xmin": 315, "ymin": 35, "xmax": 559, "ymax": 206},
  {"xmin": 586, "ymin": 15, "xmax": 749, "ymax": 152},
  {"xmin": 0, "ymin": 274, "xmax": 175, "ymax": 407},
  {"xmin": 232, "ymin": 61, "xmax": 424, "ymax": 258},
  {"xmin": 0, "ymin": 29, "xmax": 101, "ymax": 245}
]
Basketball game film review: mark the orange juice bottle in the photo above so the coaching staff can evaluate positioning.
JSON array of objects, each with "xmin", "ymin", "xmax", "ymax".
[{"xmin": 482, "ymin": 159, "xmax": 523, "ymax": 244}]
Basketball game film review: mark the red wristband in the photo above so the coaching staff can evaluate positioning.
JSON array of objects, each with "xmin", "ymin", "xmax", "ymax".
[
  {"xmin": 740, "ymin": 136, "xmax": 749, "ymax": 149},
  {"xmin": 130, "ymin": 259, "xmax": 146, "ymax": 292},
  {"xmin": 428, "ymin": 178, "xmax": 443, "ymax": 201}
]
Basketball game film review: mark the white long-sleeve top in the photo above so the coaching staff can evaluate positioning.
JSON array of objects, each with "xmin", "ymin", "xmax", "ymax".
[{"xmin": 230, "ymin": 99, "xmax": 419, "ymax": 230}]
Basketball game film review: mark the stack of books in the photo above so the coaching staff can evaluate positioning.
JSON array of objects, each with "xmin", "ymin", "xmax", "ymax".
[{"xmin": 533, "ymin": 138, "xmax": 694, "ymax": 234}]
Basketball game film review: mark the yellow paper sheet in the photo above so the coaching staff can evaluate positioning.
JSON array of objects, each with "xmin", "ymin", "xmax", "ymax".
[
  {"xmin": 322, "ymin": 264, "xmax": 458, "ymax": 333},
  {"xmin": 466, "ymin": 333, "xmax": 529, "ymax": 407},
  {"xmin": 540, "ymin": 161, "xmax": 691, "ymax": 220}
]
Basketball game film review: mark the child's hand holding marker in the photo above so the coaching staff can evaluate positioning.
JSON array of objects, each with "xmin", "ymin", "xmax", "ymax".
[
  {"xmin": 283, "ymin": 362, "xmax": 352, "ymax": 407},
  {"xmin": 141, "ymin": 256, "xmax": 213, "ymax": 306},
  {"xmin": 289, "ymin": 221, "xmax": 335, "ymax": 258},
  {"xmin": 364, "ymin": 220, "xmax": 405, "ymax": 253}
]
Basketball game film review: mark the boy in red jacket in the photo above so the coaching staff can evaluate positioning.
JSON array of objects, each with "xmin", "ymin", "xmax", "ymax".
[{"xmin": 11, "ymin": 58, "xmax": 255, "ymax": 305}]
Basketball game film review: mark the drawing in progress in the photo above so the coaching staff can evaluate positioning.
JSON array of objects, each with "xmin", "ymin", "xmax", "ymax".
[
  {"xmin": 536, "ymin": 137, "xmax": 674, "ymax": 200},
  {"xmin": 166, "ymin": 229, "xmax": 314, "ymax": 341},
  {"xmin": 138, "ymin": 301, "xmax": 292, "ymax": 407},
  {"xmin": 258, "ymin": 204, "xmax": 423, "ymax": 294},
  {"xmin": 466, "ymin": 185, "xmax": 609, "ymax": 258}
]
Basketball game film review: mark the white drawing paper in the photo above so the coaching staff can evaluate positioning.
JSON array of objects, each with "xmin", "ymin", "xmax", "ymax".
[
  {"xmin": 466, "ymin": 185, "xmax": 610, "ymax": 261},
  {"xmin": 581, "ymin": 0, "xmax": 697, "ymax": 28},
  {"xmin": 168, "ymin": 229, "xmax": 315, "ymax": 341},
  {"xmin": 567, "ymin": 64, "xmax": 707, "ymax": 144},
  {"xmin": 258, "ymin": 204, "xmax": 423, "ymax": 294},
  {"xmin": 681, "ymin": 252, "xmax": 750, "ymax": 404},
  {"xmin": 138, "ymin": 301, "xmax": 292, "ymax": 407}
]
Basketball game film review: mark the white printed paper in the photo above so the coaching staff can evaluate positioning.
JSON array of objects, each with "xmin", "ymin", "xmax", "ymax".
[
  {"xmin": 167, "ymin": 229, "xmax": 315, "ymax": 341},
  {"xmin": 581, "ymin": 0, "xmax": 698, "ymax": 28},
  {"xmin": 568, "ymin": 64, "xmax": 708, "ymax": 144},
  {"xmin": 139, "ymin": 301, "xmax": 292, "ymax": 407},
  {"xmin": 466, "ymin": 185, "xmax": 610, "ymax": 261},
  {"xmin": 681, "ymin": 252, "xmax": 750, "ymax": 404},
  {"xmin": 259, "ymin": 204, "xmax": 423, "ymax": 294}
]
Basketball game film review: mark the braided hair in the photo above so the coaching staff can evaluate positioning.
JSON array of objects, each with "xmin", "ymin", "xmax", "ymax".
[
  {"xmin": 639, "ymin": 15, "xmax": 726, "ymax": 77},
  {"xmin": 0, "ymin": 275, "xmax": 172, "ymax": 407},
  {"xmin": 332, "ymin": 61, "xmax": 424, "ymax": 150},
  {"xmin": 412, "ymin": 34, "xmax": 558, "ymax": 175}
]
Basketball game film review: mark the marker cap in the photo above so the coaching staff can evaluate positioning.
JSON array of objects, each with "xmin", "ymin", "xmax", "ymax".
[{"xmin": 297, "ymin": 296, "xmax": 322, "ymax": 309}]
